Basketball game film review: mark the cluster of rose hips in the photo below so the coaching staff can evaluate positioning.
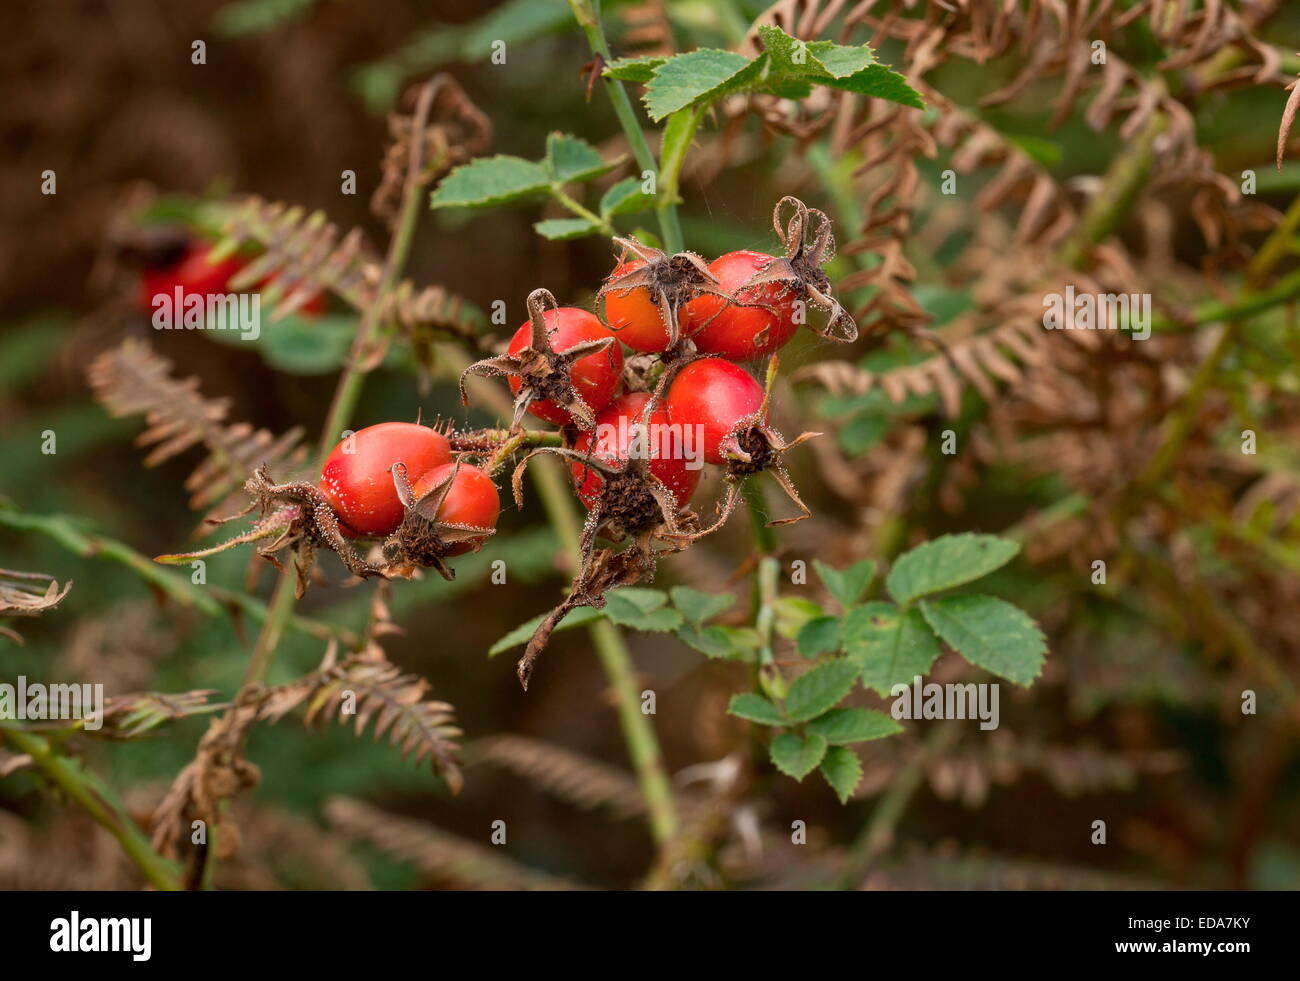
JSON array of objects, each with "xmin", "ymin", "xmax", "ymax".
[{"xmin": 199, "ymin": 197, "xmax": 856, "ymax": 685}]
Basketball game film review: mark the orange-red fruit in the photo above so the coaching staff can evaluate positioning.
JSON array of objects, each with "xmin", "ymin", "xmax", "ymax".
[
  {"xmin": 602, "ymin": 260, "xmax": 688, "ymax": 353},
  {"xmin": 319, "ymin": 422, "xmax": 452, "ymax": 538},
  {"xmin": 664, "ymin": 358, "xmax": 766, "ymax": 465},
  {"xmin": 570, "ymin": 392, "xmax": 701, "ymax": 509},
  {"xmin": 684, "ymin": 250, "xmax": 799, "ymax": 361},
  {"xmin": 409, "ymin": 463, "xmax": 501, "ymax": 555},
  {"xmin": 506, "ymin": 307, "xmax": 624, "ymax": 425},
  {"xmin": 138, "ymin": 243, "xmax": 246, "ymax": 313}
]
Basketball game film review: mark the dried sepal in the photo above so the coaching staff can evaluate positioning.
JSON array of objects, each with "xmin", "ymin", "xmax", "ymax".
[
  {"xmin": 157, "ymin": 466, "xmax": 383, "ymax": 598},
  {"xmin": 382, "ymin": 462, "xmax": 496, "ymax": 581},
  {"xmin": 732, "ymin": 196, "xmax": 858, "ymax": 344},
  {"xmin": 459, "ymin": 287, "xmax": 614, "ymax": 431},
  {"xmin": 700, "ymin": 356, "xmax": 820, "ymax": 536}
]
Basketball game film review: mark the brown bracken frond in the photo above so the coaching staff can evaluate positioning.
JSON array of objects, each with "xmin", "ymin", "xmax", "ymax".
[
  {"xmin": 87, "ymin": 339, "xmax": 306, "ymax": 524},
  {"xmin": 259, "ymin": 643, "xmax": 463, "ymax": 793},
  {"xmin": 324, "ymin": 796, "xmax": 582, "ymax": 890},
  {"xmin": 0, "ymin": 569, "xmax": 72, "ymax": 643},
  {"xmin": 468, "ymin": 734, "xmax": 647, "ymax": 819}
]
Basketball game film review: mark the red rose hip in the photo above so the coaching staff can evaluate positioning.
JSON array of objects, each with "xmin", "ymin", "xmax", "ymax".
[{"xmin": 319, "ymin": 422, "xmax": 452, "ymax": 537}]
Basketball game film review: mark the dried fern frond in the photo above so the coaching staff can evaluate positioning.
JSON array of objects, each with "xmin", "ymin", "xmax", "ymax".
[
  {"xmin": 260, "ymin": 644, "xmax": 463, "ymax": 793},
  {"xmin": 87, "ymin": 338, "xmax": 306, "ymax": 524},
  {"xmin": 221, "ymin": 196, "xmax": 380, "ymax": 317},
  {"xmin": 324, "ymin": 796, "xmax": 583, "ymax": 890},
  {"xmin": 860, "ymin": 843, "xmax": 1172, "ymax": 891},
  {"xmin": 467, "ymin": 734, "xmax": 646, "ymax": 819},
  {"xmin": 150, "ymin": 694, "xmax": 262, "ymax": 877},
  {"xmin": 0, "ymin": 568, "xmax": 72, "ymax": 642},
  {"xmin": 96, "ymin": 689, "xmax": 225, "ymax": 740}
]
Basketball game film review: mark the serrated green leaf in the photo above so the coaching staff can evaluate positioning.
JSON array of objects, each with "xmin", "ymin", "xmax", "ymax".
[
  {"xmin": 533, "ymin": 218, "xmax": 601, "ymax": 240},
  {"xmin": 783, "ymin": 658, "xmax": 859, "ymax": 723},
  {"xmin": 643, "ymin": 49, "xmax": 765, "ymax": 121},
  {"xmin": 488, "ymin": 604, "xmax": 605, "ymax": 656},
  {"xmin": 796, "ymin": 616, "xmax": 842, "ymax": 659},
  {"xmin": 605, "ymin": 588, "xmax": 682, "ymax": 631},
  {"xmin": 602, "ymin": 55, "xmax": 666, "ymax": 83},
  {"xmin": 754, "ymin": 24, "xmax": 923, "ymax": 109},
  {"xmin": 886, "ymin": 533, "xmax": 1021, "ymax": 605},
  {"xmin": 817, "ymin": 65, "xmax": 924, "ymax": 107},
  {"xmin": 920, "ymin": 595, "xmax": 1046, "ymax": 686},
  {"xmin": 813, "ymin": 557, "xmax": 877, "ymax": 609},
  {"xmin": 843, "ymin": 602, "xmax": 941, "ymax": 696},
  {"xmin": 806, "ymin": 707, "xmax": 902, "ymax": 744},
  {"xmin": 430, "ymin": 155, "xmax": 550, "ymax": 209},
  {"xmin": 770, "ymin": 732, "xmax": 828, "ymax": 780},
  {"xmin": 820, "ymin": 745, "xmax": 863, "ymax": 803},
  {"xmin": 728, "ymin": 692, "xmax": 786, "ymax": 726},
  {"xmin": 675, "ymin": 624, "xmax": 738, "ymax": 659},
  {"xmin": 544, "ymin": 132, "xmax": 620, "ymax": 183},
  {"xmin": 599, "ymin": 177, "xmax": 655, "ymax": 218},
  {"xmin": 670, "ymin": 586, "xmax": 733, "ymax": 626}
]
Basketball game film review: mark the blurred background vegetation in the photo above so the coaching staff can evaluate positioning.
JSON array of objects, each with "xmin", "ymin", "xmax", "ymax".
[{"xmin": 3, "ymin": 0, "xmax": 1300, "ymax": 890}]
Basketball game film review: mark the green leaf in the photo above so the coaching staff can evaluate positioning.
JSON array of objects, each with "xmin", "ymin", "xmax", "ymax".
[
  {"xmin": 488, "ymin": 605, "xmax": 605, "ymax": 656},
  {"xmin": 675, "ymin": 624, "xmax": 738, "ymax": 659},
  {"xmin": 604, "ymin": 588, "xmax": 682, "ymax": 631},
  {"xmin": 806, "ymin": 707, "xmax": 901, "ymax": 745},
  {"xmin": 643, "ymin": 49, "xmax": 766, "ymax": 121},
  {"xmin": 754, "ymin": 25, "xmax": 923, "ymax": 109},
  {"xmin": 796, "ymin": 616, "xmax": 841, "ymax": 659},
  {"xmin": 770, "ymin": 732, "xmax": 828, "ymax": 780},
  {"xmin": 813, "ymin": 557, "xmax": 877, "ymax": 609},
  {"xmin": 727, "ymin": 693, "xmax": 786, "ymax": 726},
  {"xmin": 602, "ymin": 55, "xmax": 666, "ymax": 83},
  {"xmin": 842, "ymin": 602, "xmax": 942, "ymax": 697},
  {"xmin": 773, "ymin": 595, "xmax": 822, "ymax": 639},
  {"xmin": 820, "ymin": 746, "xmax": 863, "ymax": 803},
  {"xmin": 599, "ymin": 177, "xmax": 655, "ymax": 218},
  {"xmin": 920, "ymin": 595, "xmax": 1047, "ymax": 686},
  {"xmin": 544, "ymin": 132, "xmax": 620, "ymax": 184},
  {"xmin": 783, "ymin": 658, "xmax": 859, "ymax": 723},
  {"xmin": 533, "ymin": 218, "xmax": 601, "ymax": 240},
  {"xmin": 430, "ymin": 155, "xmax": 550, "ymax": 209},
  {"xmin": 817, "ymin": 65, "xmax": 925, "ymax": 107},
  {"xmin": 670, "ymin": 586, "xmax": 733, "ymax": 626},
  {"xmin": 886, "ymin": 533, "xmax": 1021, "ymax": 605}
]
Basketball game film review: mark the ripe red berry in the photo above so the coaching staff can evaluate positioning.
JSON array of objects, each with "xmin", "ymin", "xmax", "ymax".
[
  {"xmin": 319, "ymin": 422, "xmax": 452, "ymax": 538},
  {"xmin": 506, "ymin": 307, "xmax": 623, "ymax": 425},
  {"xmin": 570, "ymin": 392, "xmax": 701, "ymax": 509},
  {"xmin": 664, "ymin": 358, "xmax": 766, "ymax": 465},
  {"xmin": 138, "ymin": 243, "xmax": 247, "ymax": 313},
  {"xmin": 409, "ymin": 463, "xmax": 500, "ymax": 555},
  {"xmin": 684, "ymin": 250, "xmax": 799, "ymax": 361},
  {"xmin": 602, "ymin": 260, "xmax": 686, "ymax": 353}
]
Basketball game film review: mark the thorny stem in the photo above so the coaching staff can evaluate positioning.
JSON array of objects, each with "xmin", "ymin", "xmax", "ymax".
[
  {"xmin": 567, "ymin": 0, "xmax": 685, "ymax": 252},
  {"xmin": 447, "ymin": 348, "xmax": 681, "ymax": 845},
  {"xmin": 246, "ymin": 80, "xmax": 441, "ymax": 688},
  {"xmin": 2, "ymin": 728, "xmax": 182, "ymax": 891}
]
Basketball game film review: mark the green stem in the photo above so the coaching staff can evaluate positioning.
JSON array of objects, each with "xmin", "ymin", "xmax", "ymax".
[
  {"xmin": 449, "ymin": 349, "xmax": 681, "ymax": 844},
  {"xmin": 552, "ymin": 186, "xmax": 614, "ymax": 235},
  {"xmin": 840, "ymin": 721, "xmax": 959, "ymax": 888},
  {"xmin": 3, "ymin": 728, "xmax": 182, "ymax": 891},
  {"xmin": 567, "ymin": 0, "xmax": 684, "ymax": 251},
  {"xmin": 247, "ymin": 81, "xmax": 440, "ymax": 686}
]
